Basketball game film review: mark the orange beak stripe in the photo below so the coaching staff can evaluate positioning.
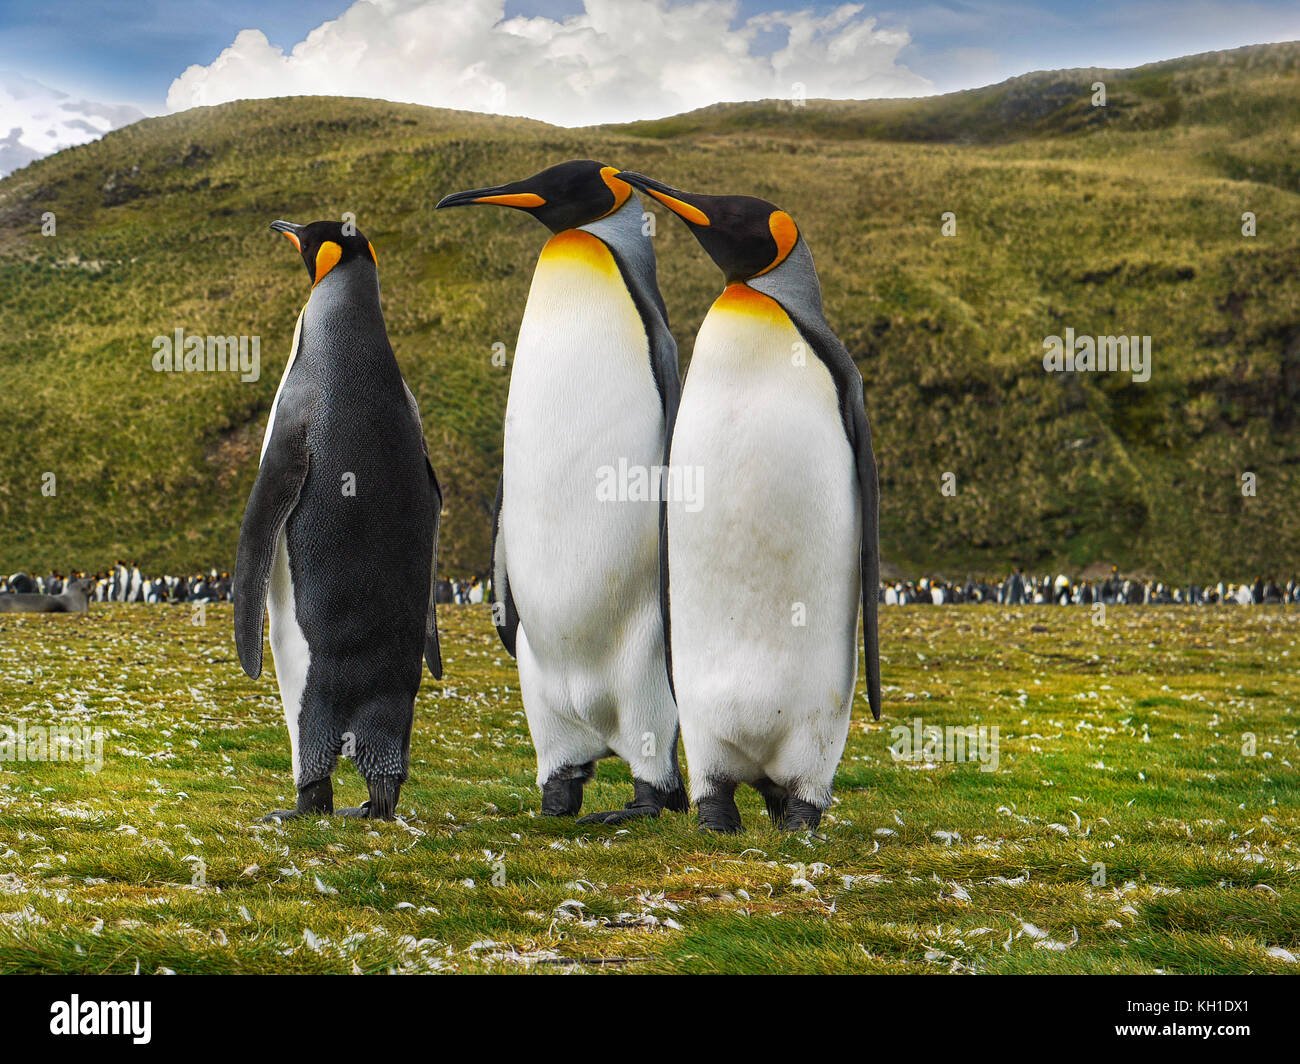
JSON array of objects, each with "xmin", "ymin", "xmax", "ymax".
[
  {"xmin": 473, "ymin": 192, "xmax": 546, "ymax": 208},
  {"xmin": 279, "ymin": 230, "xmax": 302, "ymax": 252},
  {"xmin": 646, "ymin": 187, "xmax": 710, "ymax": 226}
]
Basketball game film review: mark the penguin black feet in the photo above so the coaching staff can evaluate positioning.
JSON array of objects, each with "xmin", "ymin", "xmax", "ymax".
[
  {"xmin": 778, "ymin": 797, "xmax": 823, "ymax": 832},
  {"xmin": 696, "ymin": 780, "xmax": 742, "ymax": 834},
  {"xmin": 576, "ymin": 777, "xmax": 689, "ymax": 826},
  {"xmin": 754, "ymin": 778, "xmax": 824, "ymax": 831},
  {"xmin": 337, "ymin": 776, "xmax": 403, "ymax": 821},
  {"xmin": 540, "ymin": 762, "xmax": 595, "ymax": 817},
  {"xmin": 663, "ymin": 780, "xmax": 691, "ymax": 815},
  {"xmin": 755, "ymin": 777, "xmax": 789, "ymax": 826},
  {"xmin": 259, "ymin": 776, "xmax": 334, "ymax": 822}
]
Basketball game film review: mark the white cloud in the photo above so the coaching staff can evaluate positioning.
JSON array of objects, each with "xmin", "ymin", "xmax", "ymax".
[
  {"xmin": 165, "ymin": 0, "xmax": 931, "ymax": 126},
  {"xmin": 0, "ymin": 70, "xmax": 146, "ymax": 178}
]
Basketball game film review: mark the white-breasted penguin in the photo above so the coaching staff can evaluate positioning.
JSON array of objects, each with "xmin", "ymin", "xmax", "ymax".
[
  {"xmin": 436, "ymin": 160, "xmax": 688, "ymax": 824},
  {"xmin": 234, "ymin": 219, "xmax": 443, "ymax": 821},
  {"xmin": 618, "ymin": 171, "xmax": 882, "ymax": 833}
]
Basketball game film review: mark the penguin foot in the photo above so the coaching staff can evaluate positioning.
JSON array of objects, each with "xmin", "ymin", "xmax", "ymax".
[
  {"xmin": 663, "ymin": 782, "xmax": 690, "ymax": 814},
  {"xmin": 540, "ymin": 763, "xmax": 595, "ymax": 817},
  {"xmin": 576, "ymin": 778, "xmax": 681, "ymax": 825},
  {"xmin": 754, "ymin": 777, "xmax": 788, "ymax": 825},
  {"xmin": 777, "ymin": 797, "xmax": 823, "ymax": 832},
  {"xmin": 541, "ymin": 778, "xmax": 585, "ymax": 817},
  {"xmin": 259, "ymin": 809, "xmax": 306, "ymax": 822},
  {"xmin": 258, "ymin": 776, "xmax": 334, "ymax": 822},
  {"xmin": 576, "ymin": 806, "xmax": 657, "ymax": 825},
  {"xmin": 697, "ymin": 783, "xmax": 742, "ymax": 834},
  {"xmin": 752, "ymin": 779, "xmax": 822, "ymax": 830},
  {"xmin": 338, "ymin": 777, "xmax": 403, "ymax": 821}
]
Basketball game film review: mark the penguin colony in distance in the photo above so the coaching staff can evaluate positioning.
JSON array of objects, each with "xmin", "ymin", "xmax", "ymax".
[
  {"xmin": 237, "ymin": 161, "xmax": 879, "ymax": 833},
  {"xmin": 437, "ymin": 161, "xmax": 689, "ymax": 824},
  {"xmin": 235, "ymin": 220, "xmax": 442, "ymax": 821}
]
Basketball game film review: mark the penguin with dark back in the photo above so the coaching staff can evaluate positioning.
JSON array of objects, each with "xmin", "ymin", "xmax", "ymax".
[{"xmin": 235, "ymin": 219, "xmax": 443, "ymax": 822}]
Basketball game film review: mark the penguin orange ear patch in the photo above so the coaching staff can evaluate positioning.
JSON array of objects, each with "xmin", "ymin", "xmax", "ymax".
[
  {"xmin": 313, "ymin": 241, "xmax": 343, "ymax": 286},
  {"xmin": 756, "ymin": 210, "xmax": 798, "ymax": 276},
  {"xmin": 598, "ymin": 166, "xmax": 632, "ymax": 215},
  {"xmin": 368, "ymin": 240, "xmax": 378, "ymax": 265}
]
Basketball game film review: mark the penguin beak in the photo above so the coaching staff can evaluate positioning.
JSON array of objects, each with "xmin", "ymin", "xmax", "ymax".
[
  {"xmin": 270, "ymin": 219, "xmax": 305, "ymax": 252},
  {"xmin": 615, "ymin": 172, "xmax": 711, "ymax": 226},
  {"xmin": 436, "ymin": 185, "xmax": 546, "ymax": 211}
]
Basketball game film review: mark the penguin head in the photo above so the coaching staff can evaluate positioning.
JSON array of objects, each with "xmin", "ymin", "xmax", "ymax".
[
  {"xmin": 435, "ymin": 159, "xmax": 633, "ymax": 234},
  {"xmin": 616, "ymin": 172, "xmax": 800, "ymax": 284},
  {"xmin": 270, "ymin": 220, "xmax": 378, "ymax": 287}
]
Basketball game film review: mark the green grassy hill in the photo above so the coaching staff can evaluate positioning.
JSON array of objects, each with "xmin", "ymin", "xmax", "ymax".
[{"xmin": 1, "ymin": 42, "xmax": 1299, "ymax": 579}]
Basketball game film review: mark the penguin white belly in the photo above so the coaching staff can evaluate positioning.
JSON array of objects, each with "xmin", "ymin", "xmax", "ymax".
[
  {"xmin": 267, "ymin": 529, "xmax": 311, "ymax": 784},
  {"xmin": 669, "ymin": 285, "xmax": 860, "ymax": 806},
  {"xmin": 501, "ymin": 229, "xmax": 672, "ymax": 781},
  {"xmin": 255, "ymin": 308, "xmax": 312, "ymax": 784}
]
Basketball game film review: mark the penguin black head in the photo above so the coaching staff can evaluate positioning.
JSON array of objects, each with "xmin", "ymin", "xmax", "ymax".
[
  {"xmin": 270, "ymin": 220, "xmax": 378, "ymax": 287},
  {"xmin": 435, "ymin": 159, "xmax": 633, "ymax": 234},
  {"xmin": 616, "ymin": 172, "xmax": 800, "ymax": 284}
]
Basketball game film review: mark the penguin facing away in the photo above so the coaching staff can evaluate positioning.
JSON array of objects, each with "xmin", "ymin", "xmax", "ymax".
[
  {"xmin": 234, "ymin": 219, "xmax": 443, "ymax": 821},
  {"xmin": 618, "ymin": 171, "xmax": 882, "ymax": 833},
  {"xmin": 437, "ymin": 159, "xmax": 688, "ymax": 824}
]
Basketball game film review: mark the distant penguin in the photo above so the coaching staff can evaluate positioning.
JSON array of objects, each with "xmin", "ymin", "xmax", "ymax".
[
  {"xmin": 234, "ymin": 218, "xmax": 443, "ymax": 821},
  {"xmin": 437, "ymin": 160, "xmax": 688, "ymax": 824},
  {"xmin": 617, "ymin": 171, "xmax": 881, "ymax": 832}
]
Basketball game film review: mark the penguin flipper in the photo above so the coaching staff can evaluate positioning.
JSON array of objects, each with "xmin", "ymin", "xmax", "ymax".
[
  {"xmin": 658, "ymin": 481, "xmax": 674, "ymax": 701},
  {"xmin": 648, "ymin": 317, "xmax": 680, "ymax": 702},
  {"xmin": 490, "ymin": 474, "xmax": 520, "ymax": 658},
  {"xmin": 854, "ymin": 405, "xmax": 883, "ymax": 721},
  {"xmin": 424, "ymin": 456, "xmax": 444, "ymax": 680},
  {"xmin": 403, "ymin": 381, "xmax": 444, "ymax": 681},
  {"xmin": 233, "ymin": 419, "xmax": 310, "ymax": 680},
  {"xmin": 783, "ymin": 309, "xmax": 883, "ymax": 721},
  {"xmin": 608, "ymin": 241, "xmax": 681, "ymax": 699}
]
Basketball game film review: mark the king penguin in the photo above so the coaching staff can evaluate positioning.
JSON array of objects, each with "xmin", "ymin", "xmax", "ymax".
[
  {"xmin": 436, "ymin": 160, "xmax": 688, "ymax": 824},
  {"xmin": 618, "ymin": 171, "xmax": 882, "ymax": 833},
  {"xmin": 234, "ymin": 219, "xmax": 443, "ymax": 821}
]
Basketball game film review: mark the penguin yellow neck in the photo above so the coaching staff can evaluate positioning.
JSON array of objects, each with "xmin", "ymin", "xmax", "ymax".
[
  {"xmin": 712, "ymin": 282, "xmax": 789, "ymax": 326},
  {"xmin": 538, "ymin": 228, "xmax": 619, "ymax": 278}
]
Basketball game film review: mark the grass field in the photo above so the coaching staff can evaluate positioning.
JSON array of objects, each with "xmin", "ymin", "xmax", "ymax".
[{"xmin": 0, "ymin": 603, "xmax": 1295, "ymax": 974}]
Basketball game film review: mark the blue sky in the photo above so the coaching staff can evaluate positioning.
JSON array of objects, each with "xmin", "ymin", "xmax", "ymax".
[{"xmin": 2, "ymin": 0, "xmax": 1298, "ymax": 112}]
